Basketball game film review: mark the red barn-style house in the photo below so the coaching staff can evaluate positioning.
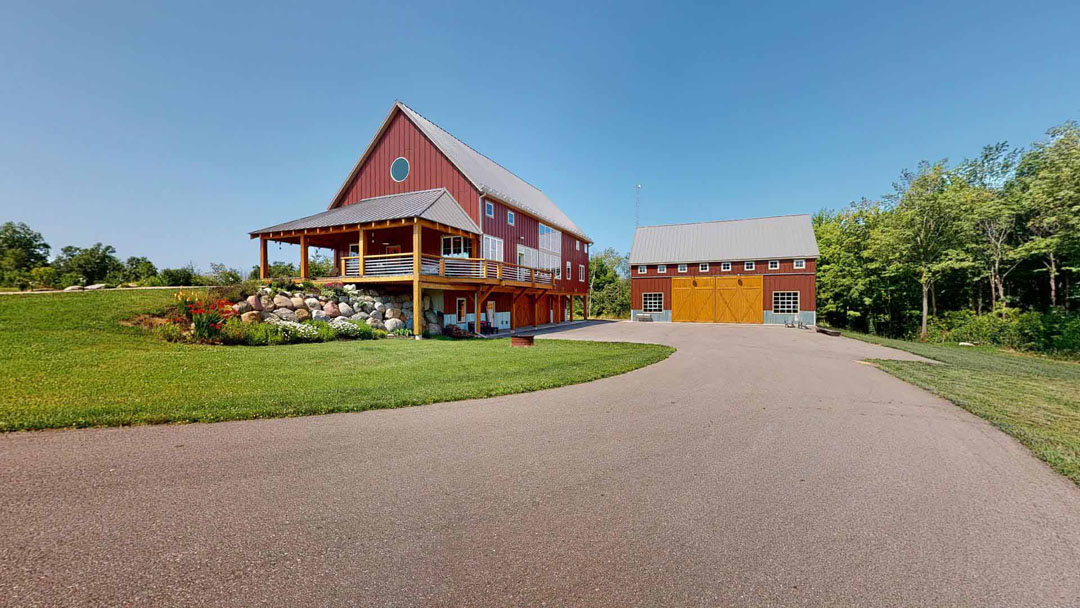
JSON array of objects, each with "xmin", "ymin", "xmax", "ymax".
[
  {"xmin": 250, "ymin": 101, "xmax": 592, "ymax": 336},
  {"xmin": 629, "ymin": 215, "xmax": 818, "ymax": 325}
]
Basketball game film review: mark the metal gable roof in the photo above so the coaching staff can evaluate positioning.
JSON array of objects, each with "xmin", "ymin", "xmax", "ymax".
[
  {"xmin": 251, "ymin": 189, "xmax": 480, "ymax": 236},
  {"xmin": 629, "ymin": 214, "xmax": 819, "ymax": 265},
  {"xmin": 394, "ymin": 102, "xmax": 591, "ymax": 242}
]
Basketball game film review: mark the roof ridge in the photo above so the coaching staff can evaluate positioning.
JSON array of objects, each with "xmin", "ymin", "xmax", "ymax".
[
  {"xmin": 396, "ymin": 101, "xmax": 547, "ymax": 194},
  {"xmin": 636, "ymin": 213, "xmax": 811, "ymax": 229}
]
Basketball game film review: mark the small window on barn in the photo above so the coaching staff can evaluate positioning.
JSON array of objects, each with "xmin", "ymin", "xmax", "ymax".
[
  {"xmin": 677, "ymin": 264, "xmax": 687, "ymax": 273},
  {"xmin": 773, "ymin": 291, "xmax": 799, "ymax": 314},
  {"xmin": 794, "ymin": 259, "xmax": 806, "ymax": 269},
  {"xmin": 657, "ymin": 264, "xmax": 667, "ymax": 274},
  {"xmin": 642, "ymin": 293, "xmax": 663, "ymax": 313},
  {"xmin": 390, "ymin": 157, "xmax": 410, "ymax": 182},
  {"xmin": 555, "ymin": 266, "xmax": 561, "ymax": 280},
  {"xmin": 769, "ymin": 260, "xmax": 780, "ymax": 270},
  {"xmin": 485, "ymin": 201, "xmax": 494, "ymax": 218},
  {"xmin": 566, "ymin": 260, "xmax": 571, "ymax": 278},
  {"xmin": 638, "ymin": 265, "xmax": 647, "ymax": 274},
  {"xmin": 721, "ymin": 262, "xmax": 731, "ymax": 271},
  {"xmin": 579, "ymin": 264, "xmax": 586, "ymax": 282},
  {"xmin": 507, "ymin": 210, "xmax": 515, "ymax": 226},
  {"xmin": 744, "ymin": 261, "xmax": 755, "ymax": 271},
  {"xmin": 699, "ymin": 263, "xmax": 709, "ymax": 272},
  {"xmin": 576, "ymin": 240, "xmax": 580, "ymax": 251}
]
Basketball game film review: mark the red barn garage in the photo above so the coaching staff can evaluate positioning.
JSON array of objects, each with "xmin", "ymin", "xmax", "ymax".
[{"xmin": 629, "ymin": 215, "xmax": 818, "ymax": 325}]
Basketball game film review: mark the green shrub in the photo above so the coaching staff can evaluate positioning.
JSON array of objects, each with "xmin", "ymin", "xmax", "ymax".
[
  {"xmin": 160, "ymin": 266, "xmax": 197, "ymax": 286},
  {"xmin": 154, "ymin": 322, "xmax": 186, "ymax": 343},
  {"xmin": 208, "ymin": 280, "xmax": 263, "ymax": 303},
  {"xmin": 926, "ymin": 308, "xmax": 1080, "ymax": 354},
  {"xmin": 308, "ymin": 320, "xmax": 339, "ymax": 342}
]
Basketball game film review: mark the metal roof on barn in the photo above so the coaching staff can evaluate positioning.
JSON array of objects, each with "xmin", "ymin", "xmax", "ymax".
[
  {"xmin": 250, "ymin": 188, "xmax": 480, "ymax": 236},
  {"xmin": 629, "ymin": 214, "xmax": 820, "ymax": 265}
]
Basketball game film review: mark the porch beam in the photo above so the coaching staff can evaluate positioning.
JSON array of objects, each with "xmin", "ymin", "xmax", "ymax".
[{"xmin": 358, "ymin": 229, "xmax": 366, "ymax": 277}]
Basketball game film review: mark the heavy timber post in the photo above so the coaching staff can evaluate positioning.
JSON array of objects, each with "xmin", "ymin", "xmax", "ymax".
[
  {"xmin": 259, "ymin": 237, "xmax": 268, "ymax": 280},
  {"xmin": 412, "ymin": 221, "xmax": 422, "ymax": 337},
  {"xmin": 299, "ymin": 234, "xmax": 309, "ymax": 279}
]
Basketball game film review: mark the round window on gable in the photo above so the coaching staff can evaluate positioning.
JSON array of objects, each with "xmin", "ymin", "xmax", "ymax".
[{"xmin": 390, "ymin": 157, "xmax": 410, "ymax": 182}]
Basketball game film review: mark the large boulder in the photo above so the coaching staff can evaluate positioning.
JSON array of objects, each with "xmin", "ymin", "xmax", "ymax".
[
  {"xmin": 290, "ymin": 296, "xmax": 306, "ymax": 309},
  {"xmin": 246, "ymin": 295, "xmax": 263, "ymax": 311},
  {"xmin": 241, "ymin": 311, "xmax": 261, "ymax": 324},
  {"xmin": 373, "ymin": 301, "xmax": 386, "ymax": 313},
  {"xmin": 351, "ymin": 311, "xmax": 369, "ymax": 321},
  {"xmin": 369, "ymin": 309, "xmax": 383, "ymax": 322},
  {"xmin": 63, "ymin": 285, "xmax": 84, "ymax": 291},
  {"xmin": 323, "ymin": 301, "xmax": 340, "ymax": 318},
  {"xmin": 311, "ymin": 310, "xmax": 328, "ymax": 321},
  {"xmin": 273, "ymin": 294, "xmax": 293, "ymax": 310},
  {"xmin": 274, "ymin": 308, "xmax": 298, "ymax": 322},
  {"xmin": 384, "ymin": 318, "xmax": 404, "ymax": 332},
  {"xmin": 305, "ymin": 297, "xmax": 321, "ymax": 310},
  {"xmin": 235, "ymin": 300, "xmax": 253, "ymax": 314},
  {"xmin": 294, "ymin": 308, "xmax": 311, "ymax": 322},
  {"xmin": 338, "ymin": 302, "xmax": 354, "ymax": 317},
  {"xmin": 259, "ymin": 311, "xmax": 280, "ymax": 322},
  {"xmin": 259, "ymin": 295, "xmax": 274, "ymax": 311},
  {"xmin": 422, "ymin": 295, "xmax": 431, "ymax": 311},
  {"xmin": 424, "ymin": 310, "xmax": 439, "ymax": 324},
  {"xmin": 426, "ymin": 323, "xmax": 442, "ymax": 336},
  {"xmin": 86, "ymin": 283, "xmax": 107, "ymax": 290},
  {"xmin": 366, "ymin": 317, "xmax": 385, "ymax": 330}
]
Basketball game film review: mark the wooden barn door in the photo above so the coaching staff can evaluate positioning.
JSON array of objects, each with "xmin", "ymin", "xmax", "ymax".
[
  {"xmin": 715, "ymin": 276, "xmax": 763, "ymax": 323},
  {"xmin": 672, "ymin": 277, "xmax": 715, "ymax": 322}
]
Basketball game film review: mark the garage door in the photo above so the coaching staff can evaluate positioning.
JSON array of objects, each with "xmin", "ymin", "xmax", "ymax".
[
  {"xmin": 715, "ymin": 276, "xmax": 763, "ymax": 324},
  {"xmin": 672, "ymin": 277, "xmax": 715, "ymax": 322},
  {"xmin": 673, "ymin": 275, "xmax": 762, "ymax": 323}
]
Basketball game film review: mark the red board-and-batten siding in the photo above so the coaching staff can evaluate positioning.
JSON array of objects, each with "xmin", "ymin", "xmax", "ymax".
[{"xmin": 334, "ymin": 107, "xmax": 588, "ymax": 295}]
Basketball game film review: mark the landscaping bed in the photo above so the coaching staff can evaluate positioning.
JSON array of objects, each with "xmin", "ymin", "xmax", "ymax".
[{"xmin": 0, "ymin": 289, "xmax": 674, "ymax": 431}]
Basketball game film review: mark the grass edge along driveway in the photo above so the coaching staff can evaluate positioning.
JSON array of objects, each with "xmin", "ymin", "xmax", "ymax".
[
  {"xmin": 0, "ymin": 290, "xmax": 674, "ymax": 431},
  {"xmin": 847, "ymin": 332, "xmax": 1080, "ymax": 485}
]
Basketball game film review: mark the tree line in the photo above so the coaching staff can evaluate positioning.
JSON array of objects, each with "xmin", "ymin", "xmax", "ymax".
[
  {"xmin": 814, "ymin": 120, "xmax": 1078, "ymax": 340},
  {"xmin": 0, "ymin": 223, "xmax": 336, "ymax": 290}
]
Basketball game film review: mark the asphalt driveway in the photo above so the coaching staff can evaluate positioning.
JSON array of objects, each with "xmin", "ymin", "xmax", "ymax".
[{"xmin": 2, "ymin": 322, "xmax": 1078, "ymax": 606}]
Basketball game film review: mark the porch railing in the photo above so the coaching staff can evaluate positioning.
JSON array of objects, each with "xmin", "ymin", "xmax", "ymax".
[{"xmin": 338, "ymin": 254, "xmax": 554, "ymax": 286}]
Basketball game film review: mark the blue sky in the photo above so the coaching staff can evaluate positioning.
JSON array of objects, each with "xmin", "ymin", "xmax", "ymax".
[{"xmin": 2, "ymin": 0, "xmax": 1078, "ymax": 271}]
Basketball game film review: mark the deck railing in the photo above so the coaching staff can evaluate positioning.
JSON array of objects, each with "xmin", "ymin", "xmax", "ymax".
[{"xmin": 339, "ymin": 254, "xmax": 554, "ymax": 286}]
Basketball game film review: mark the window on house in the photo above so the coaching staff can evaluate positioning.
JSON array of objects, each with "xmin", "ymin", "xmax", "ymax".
[
  {"xmin": 485, "ymin": 201, "xmax": 494, "ymax": 218},
  {"xmin": 699, "ymin": 263, "xmax": 709, "ymax": 272},
  {"xmin": 744, "ymin": 261, "xmax": 755, "ymax": 271},
  {"xmin": 441, "ymin": 235, "xmax": 472, "ymax": 258},
  {"xmin": 456, "ymin": 298, "xmax": 467, "ymax": 321},
  {"xmin": 507, "ymin": 210, "xmax": 515, "ymax": 226},
  {"xmin": 769, "ymin": 260, "xmax": 780, "ymax": 270},
  {"xmin": 658, "ymin": 264, "xmax": 667, "ymax": 273},
  {"xmin": 794, "ymin": 259, "xmax": 806, "ymax": 269},
  {"xmin": 678, "ymin": 264, "xmax": 687, "ymax": 273},
  {"xmin": 579, "ymin": 264, "xmax": 586, "ymax": 282},
  {"xmin": 483, "ymin": 235, "xmax": 503, "ymax": 262},
  {"xmin": 566, "ymin": 260, "xmax": 571, "ymax": 279},
  {"xmin": 773, "ymin": 291, "xmax": 799, "ymax": 314},
  {"xmin": 390, "ymin": 157, "xmax": 410, "ymax": 182},
  {"xmin": 721, "ymin": 262, "xmax": 731, "ymax": 271},
  {"xmin": 642, "ymin": 293, "xmax": 663, "ymax": 313},
  {"xmin": 576, "ymin": 240, "xmax": 580, "ymax": 251},
  {"xmin": 555, "ymin": 266, "xmax": 561, "ymax": 279},
  {"xmin": 638, "ymin": 265, "xmax": 647, "ymax": 274}
]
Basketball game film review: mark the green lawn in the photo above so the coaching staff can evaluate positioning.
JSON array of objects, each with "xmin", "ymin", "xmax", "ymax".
[
  {"xmin": 848, "ymin": 332, "xmax": 1080, "ymax": 485},
  {"xmin": 0, "ymin": 290, "xmax": 673, "ymax": 431}
]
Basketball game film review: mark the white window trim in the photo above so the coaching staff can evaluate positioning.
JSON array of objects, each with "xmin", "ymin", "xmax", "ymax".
[
  {"xmin": 390, "ymin": 157, "xmax": 409, "ymax": 182},
  {"xmin": 794, "ymin": 259, "xmax": 806, "ymax": 269},
  {"xmin": 442, "ymin": 235, "xmax": 471, "ymax": 258},
  {"xmin": 555, "ymin": 266, "xmax": 561, "ymax": 279},
  {"xmin": 485, "ymin": 201, "xmax": 494, "ymax": 218},
  {"xmin": 678, "ymin": 264, "xmax": 688, "ymax": 273},
  {"xmin": 579, "ymin": 264, "xmax": 586, "ymax": 282},
  {"xmin": 699, "ymin": 263, "xmax": 709, "ymax": 272},
  {"xmin": 744, "ymin": 261, "xmax": 755, "ymax": 271},
  {"xmin": 721, "ymin": 262, "xmax": 731, "ymax": 272},
  {"xmin": 772, "ymin": 291, "xmax": 800, "ymax": 314},
  {"xmin": 642, "ymin": 292, "xmax": 663, "ymax": 313},
  {"xmin": 507, "ymin": 210, "xmax": 515, "ymax": 226},
  {"xmin": 566, "ymin": 260, "xmax": 571, "ymax": 278},
  {"xmin": 482, "ymin": 235, "xmax": 504, "ymax": 262},
  {"xmin": 576, "ymin": 240, "xmax": 580, "ymax": 251},
  {"xmin": 769, "ymin": 260, "xmax": 780, "ymax": 270},
  {"xmin": 638, "ymin": 265, "xmax": 647, "ymax": 274},
  {"xmin": 657, "ymin": 264, "xmax": 667, "ymax": 274}
]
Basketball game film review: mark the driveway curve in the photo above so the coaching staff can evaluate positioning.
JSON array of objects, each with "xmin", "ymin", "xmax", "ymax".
[{"xmin": 2, "ymin": 322, "xmax": 1078, "ymax": 607}]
